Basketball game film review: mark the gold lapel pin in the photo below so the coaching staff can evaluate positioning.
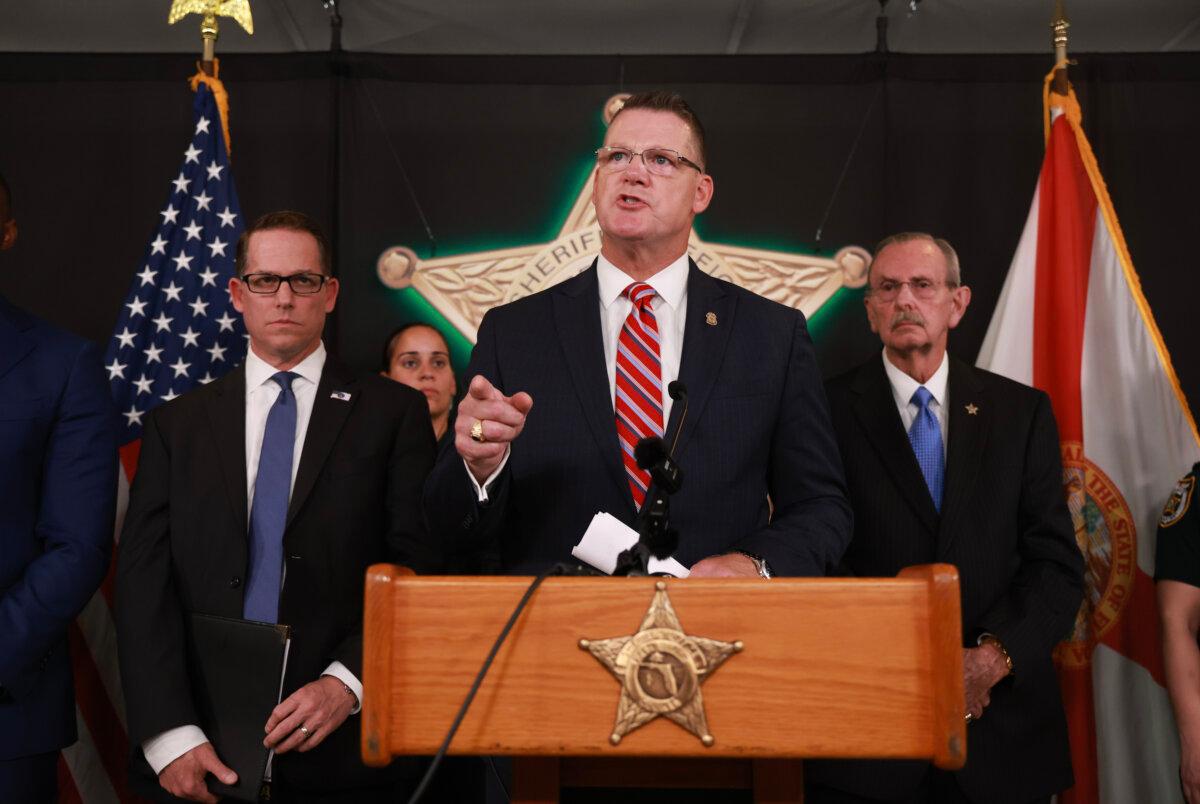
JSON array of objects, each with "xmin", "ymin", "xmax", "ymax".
[
  {"xmin": 965, "ymin": 403, "xmax": 979, "ymax": 415},
  {"xmin": 705, "ymin": 312, "xmax": 718, "ymax": 326}
]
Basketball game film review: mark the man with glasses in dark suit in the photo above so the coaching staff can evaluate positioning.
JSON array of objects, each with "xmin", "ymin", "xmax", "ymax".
[
  {"xmin": 807, "ymin": 232, "xmax": 1083, "ymax": 804},
  {"xmin": 425, "ymin": 91, "xmax": 852, "ymax": 581},
  {"xmin": 116, "ymin": 211, "xmax": 436, "ymax": 803}
]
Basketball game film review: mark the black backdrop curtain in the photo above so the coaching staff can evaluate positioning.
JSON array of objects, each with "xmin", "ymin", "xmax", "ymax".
[{"xmin": 2, "ymin": 51, "xmax": 1197, "ymax": 412}]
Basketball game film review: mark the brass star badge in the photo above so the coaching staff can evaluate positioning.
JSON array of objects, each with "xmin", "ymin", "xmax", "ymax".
[
  {"xmin": 965, "ymin": 403, "xmax": 979, "ymax": 415},
  {"xmin": 579, "ymin": 581, "xmax": 743, "ymax": 747}
]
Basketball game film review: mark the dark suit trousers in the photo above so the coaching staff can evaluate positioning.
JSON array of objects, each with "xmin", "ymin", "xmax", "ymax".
[
  {"xmin": 0, "ymin": 751, "xmax": 57, "ymax": 804},
  {"xmin": 806, "ymin": 768, "xmax": 1051, "ymax": 804}
]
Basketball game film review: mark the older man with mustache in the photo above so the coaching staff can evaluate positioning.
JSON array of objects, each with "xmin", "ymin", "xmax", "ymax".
[{"xmin": 806, "ymin": 233, "xmax": 1084, "ymax": 804}]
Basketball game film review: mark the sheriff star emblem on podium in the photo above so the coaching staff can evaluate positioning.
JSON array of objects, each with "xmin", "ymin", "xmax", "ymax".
[{"xmin": 580, "ymin": 581, "xmax": 743, "ymax": 747}]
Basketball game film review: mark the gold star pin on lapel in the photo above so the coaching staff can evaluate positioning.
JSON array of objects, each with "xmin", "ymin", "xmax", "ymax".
[{"xmin": 965, "ymin": 403, "xmax": 979, "ymax": 415}]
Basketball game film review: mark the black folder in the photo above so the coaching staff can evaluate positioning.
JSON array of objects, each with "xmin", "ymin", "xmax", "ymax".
[{"xmin": 185, "ymin": 613, "xmax": 291, "ymax": 802}]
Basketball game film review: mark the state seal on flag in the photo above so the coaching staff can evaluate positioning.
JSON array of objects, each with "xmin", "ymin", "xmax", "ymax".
[{"xmin": 1055, "ymin": 442, "xmax": 1137, "ymax": 668}]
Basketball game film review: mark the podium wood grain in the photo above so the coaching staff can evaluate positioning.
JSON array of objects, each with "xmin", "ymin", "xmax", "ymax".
[{"xmin": 362, "ymin": 564, "xmax": 965, "ymax": 772}]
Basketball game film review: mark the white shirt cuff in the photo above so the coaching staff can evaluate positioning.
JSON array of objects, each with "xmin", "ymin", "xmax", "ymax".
[
  {"xmin": 465, "ymin": 448, "xmax": 510, "ymax": 503},
  {"xmin": 143, "ymin": 724, "xmax": 209, "ymax": 775},
  {"xmin": 322, "ymin": 662, "xmax": 362, "ymax": 715}
]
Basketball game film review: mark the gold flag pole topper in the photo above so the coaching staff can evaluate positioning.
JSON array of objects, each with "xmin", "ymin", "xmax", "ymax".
[
  {"xmin": 168, "ymin": 0, "xmax": 253, "ymax": 156},
  {"xmin": 168, "ymin": 0, "xmax": 255, "ymax": 70}
]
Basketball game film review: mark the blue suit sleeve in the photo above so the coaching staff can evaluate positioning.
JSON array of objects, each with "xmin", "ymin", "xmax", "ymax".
[{"xmin": 0, "ymin": 340, "xmax": 118, "ymax": 689}]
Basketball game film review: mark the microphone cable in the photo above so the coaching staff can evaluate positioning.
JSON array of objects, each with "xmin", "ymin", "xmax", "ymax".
[{"xmin": 405, "ymin": 562, "xmax": 600, "ymax": 803}]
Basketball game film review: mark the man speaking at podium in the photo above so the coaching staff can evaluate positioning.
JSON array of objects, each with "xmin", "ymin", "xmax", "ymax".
[
  {"xmin": 807, "ymin": 233, "xmax": 1083, "ymax": 804},
  {"xmin": 424, "ymin": 91, "xmax": 852, "ymax": 579},
  {"xmin": 116, "ymin": 212, "xmax": 435, "ymax": 802}
]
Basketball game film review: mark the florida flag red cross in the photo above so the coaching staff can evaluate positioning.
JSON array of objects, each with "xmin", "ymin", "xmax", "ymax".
[{"xmin": 977, "ymin": 72, "xmax": 1200, "ymax": 802}]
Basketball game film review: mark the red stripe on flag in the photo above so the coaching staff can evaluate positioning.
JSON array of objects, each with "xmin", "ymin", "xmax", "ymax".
[
  {"xmin": 119, "ymin": 439, "xmax": 142, "ymax": 481},
  {"xmin": 67, "ymin": 622, "xmax": 139, "ymax": 802},
  {"xmin": 57, "ymin": 754, "xmax": 83, "ymax": 804},
  {"xmin": 1032, "ymin": 114, "xmax": 1097, "ymax": 442},
  {"xmin": 97, "ymin": 539, "xmax": 119, "ymax": 610},
  {"xmin": 102, "ymin": 442, "xmax": 140, "ymax": 607},
  {"xmin": 1099, "ymin": 566, "xmax": 1166, "ymax": 686},
  {"xmin": 1057, "ymin": 663, "xmax": 1099, "ymax": 804},
  {"xmin": 1031, "ymin": 112, "xmax": 1101, "ymax": 804}
]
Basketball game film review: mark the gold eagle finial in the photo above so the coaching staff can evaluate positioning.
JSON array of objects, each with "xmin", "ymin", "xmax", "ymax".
[{"xmin": 168, "ymin": 0, "xmax": 254, "ymax": 36}]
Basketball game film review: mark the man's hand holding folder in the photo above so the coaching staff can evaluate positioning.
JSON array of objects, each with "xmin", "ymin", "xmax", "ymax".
[
  {"xmin": 264, "ymin": 675, "xmax": 358, "ymax": 754},
  {"xmin": 159, "ymin": 742, "xmax": 237, "ymax": 804},
  {"xmin": 155, "ymin": 670, "xmax": 355, "ymax": 803}
]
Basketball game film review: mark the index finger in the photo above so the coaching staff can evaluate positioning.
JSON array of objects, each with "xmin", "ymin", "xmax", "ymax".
[
  {"xmin": 266, "ymin": 693, "xmax": 298, "ymax": 732},
  {"xmin": 468, "ymin": 375, "xmax": 499, "ymax": 400},
  {"xmin": 507, "ymin": 391, "xmax": 534, "ymax": 415}
]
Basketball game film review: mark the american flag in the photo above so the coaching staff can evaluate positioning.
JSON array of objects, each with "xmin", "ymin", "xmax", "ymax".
[{"xmin": 60, "ymin": 78, "xmax": 245, "ymax": 803}]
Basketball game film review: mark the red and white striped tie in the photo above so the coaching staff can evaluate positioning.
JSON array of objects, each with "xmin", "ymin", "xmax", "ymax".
[{"xmin": 614, "ymin": 282, "xmax": 665, "ymax": 509}]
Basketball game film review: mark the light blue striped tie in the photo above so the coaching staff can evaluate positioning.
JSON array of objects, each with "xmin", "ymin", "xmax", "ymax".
[
  {"xmin": 908, "ymin": 386, "xmax": 945, "ymax": 513},
  {"xmin": 244, "ymin": 371, "xmax": 297, "ymax": 623}
]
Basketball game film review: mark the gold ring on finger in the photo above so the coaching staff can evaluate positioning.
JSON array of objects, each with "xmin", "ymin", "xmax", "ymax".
[
  {"xmin": 299, "ymin": 725, "xmax": 310, "ymax": 737},
  {"xmin": 470, "ymin": 419, "xmax": 486, "ymax": 443}
]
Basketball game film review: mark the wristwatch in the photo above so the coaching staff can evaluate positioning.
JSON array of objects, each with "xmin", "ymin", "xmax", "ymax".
[
  {"xmin": 977, "ymin": 632, "xmax": 1014, "ymax": 676},
  {"xmin": 738, "ymin": 551, "xmax": 773, "ymax": 579}
]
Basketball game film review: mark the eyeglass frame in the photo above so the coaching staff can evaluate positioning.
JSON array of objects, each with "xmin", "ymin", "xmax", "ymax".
[
  {"xmin": 238, "ymin": 271, "xmax": 332, "ymax": 295},
  {"xmin": 594, "ymin": 146, "xmax": 705, "ymax": 176},
  {"xmin": 865, "ymin": 278, "xmax": 959, "ymax": 302}
]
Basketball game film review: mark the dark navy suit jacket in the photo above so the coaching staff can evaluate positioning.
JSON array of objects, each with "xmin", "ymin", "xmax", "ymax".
[
  {"xmin": 0, "ymin": 295, "xmax": 117, "ymax": 762},
  {"xmin": 116, "ymin": 361, "xmax": 434, "ymax": 796},
  {"xmin": 425, "ymin": 260, "xmax": 852, "ymax": 576},
  {"xmin": 808, "ymin": 355, "xmax": 1083, "ymax": 803}
]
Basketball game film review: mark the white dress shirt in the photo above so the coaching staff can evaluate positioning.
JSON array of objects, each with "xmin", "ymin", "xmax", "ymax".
[
  {"xmin": 142, "ymin": 342, "xmax": 363, "ymax": 775},
  {"xmin": 470, "ymin": 253, "xmax": 690, "ymax": 501},
  {"xmin": 881, "ymin": 349, "xmax": 950, "ymax": 458}
]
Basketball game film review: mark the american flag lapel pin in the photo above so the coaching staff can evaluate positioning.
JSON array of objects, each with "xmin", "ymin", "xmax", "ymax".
[{"xmin": 330, "ymin": 390, "xmax": 352, "ymax": 402}]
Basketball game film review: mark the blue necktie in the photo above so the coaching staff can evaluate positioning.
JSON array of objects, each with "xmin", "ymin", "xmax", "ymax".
[
  {"xmin": 244, "ymin": 371, "xmax": 298, "ymax": 623},
  {"xmin": 908, "ymin": 386, "xmax": 945, "ymax": 513}
]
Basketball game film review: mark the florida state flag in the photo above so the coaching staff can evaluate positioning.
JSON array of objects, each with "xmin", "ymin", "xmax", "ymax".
[{"xmin": 977, "ymin": 73, "xmax": 1200, "ymax": 802}]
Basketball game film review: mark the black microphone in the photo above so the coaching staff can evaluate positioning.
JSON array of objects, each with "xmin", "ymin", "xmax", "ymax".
[
  {"xmin": 612, "ymin": 382, "xmax": 690, "ymax": 576},
  {"xmin": 634, "ymin": 437, "xmax": 682, "ymax": 495},
  {"xmin": 667, "ymin": 381, "xmax": 688, "ymax": 456}
]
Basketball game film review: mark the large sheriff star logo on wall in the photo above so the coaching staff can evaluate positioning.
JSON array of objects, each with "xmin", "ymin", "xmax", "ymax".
[{"xmin": 377, "ymin": 94, "xmax": 871, "ymax": 343}]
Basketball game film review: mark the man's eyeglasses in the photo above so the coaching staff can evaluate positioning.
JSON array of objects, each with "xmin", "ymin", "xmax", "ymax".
[
  {"xmin": 240, "ymin": 272, "xmax": 330, "ymax": 295},
  {"xmin": 595, "ymin": 146, "xmax": 704, "ymax": 177},
  {"xmin": 866, "ymin": 278, "xmax": 956, "ymax": 302}
]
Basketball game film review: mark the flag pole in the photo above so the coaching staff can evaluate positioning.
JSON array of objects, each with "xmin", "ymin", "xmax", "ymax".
[
  {"xmin": 167, "ymin": 1, "xmax": 255, "ymax": 157},
  {"xmin": 1050, "ymin": 0, "xmax": 1070, "ymax": 96},
  {"xmin": 1043, "ymin": 1, "xmax": 1072, "ymax": 142},
  {"xmin": 200, "ymin": 12, "xmax": 218, "ymax": 76}
]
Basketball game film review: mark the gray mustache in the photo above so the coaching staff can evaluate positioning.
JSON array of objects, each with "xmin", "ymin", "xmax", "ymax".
[{"xmin": 891, "ymin": 310, "xmax": 925, "ymax": 329}]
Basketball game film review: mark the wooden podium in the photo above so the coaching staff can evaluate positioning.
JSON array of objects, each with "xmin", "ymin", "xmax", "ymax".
[{"xmin": 362, "ymin": 564, "xmax": 966, "ymax": 803}]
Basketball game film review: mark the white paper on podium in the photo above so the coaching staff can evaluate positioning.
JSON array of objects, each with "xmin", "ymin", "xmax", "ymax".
[{"xmin": 570, "ymin": 511, "xmax": 690, "ymax": 577}]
